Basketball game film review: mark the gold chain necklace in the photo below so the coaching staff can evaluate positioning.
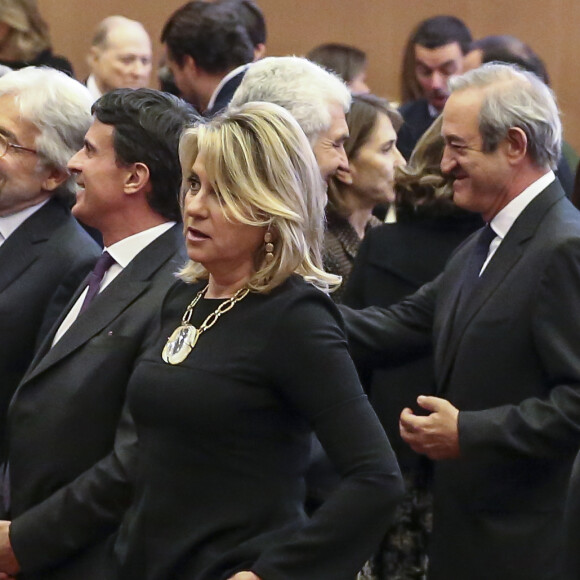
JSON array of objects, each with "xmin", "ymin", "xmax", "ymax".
[{"xmin": 162, "ymin": 284, "xmax": 250, "ymax": 365}]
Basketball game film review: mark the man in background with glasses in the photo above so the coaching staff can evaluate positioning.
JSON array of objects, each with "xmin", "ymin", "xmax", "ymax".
[{"xmin": 0, "ymin": 66, "xmax": 100, "ymax": 471}]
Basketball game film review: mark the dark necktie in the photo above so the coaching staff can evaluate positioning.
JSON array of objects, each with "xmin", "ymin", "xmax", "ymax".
[
  {"xmin": 79, "ymin": 251, "xmax": 116, "ymax": 314},
  {"xmin": 457, "ymin": 224, "xmax": 496, "ymax": 310}
]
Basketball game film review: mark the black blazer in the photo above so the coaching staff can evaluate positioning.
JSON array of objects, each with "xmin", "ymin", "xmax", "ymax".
[
  {"xmin": 397, "ymin": 99, "xmax": 437, "ymax": 161},
  {"xmin": 341, "ymin": 182, "xmax": 580, "ymax": 580},
  {"xmin": 7, "ymin": 224, "xmax": 186, "ymax": 579},
  {"xmin": 343, "ymin": 214, "xmax": 482, "ymax": 473},
  {"xmin": 0, "ymin": 199, "xmax": 100, "ymax": 457}
]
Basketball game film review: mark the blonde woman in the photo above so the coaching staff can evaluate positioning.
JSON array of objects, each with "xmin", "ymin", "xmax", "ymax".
[{"xmin": 114, "ymin": 102, "xmax": 403, "ymax": 580}]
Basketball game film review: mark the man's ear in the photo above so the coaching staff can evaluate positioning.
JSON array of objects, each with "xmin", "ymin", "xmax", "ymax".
[
  {"xmin": 182, "ymin": 55, "xmax": 198, "ymax": 78},
  {"xmin": 253, "ymin": 44, "xmax": 266, "ymax": 61},
  {"xmin": 42, "ymin": 166, "xmax": 70, "ymax": 192},
  {"xmin": 505, "ymin": 127, "xmax": 528, "ymax": 164},
  {"xmin": 335, "ymin": 165, "xmax": 353, "ymax": 185},
  {"xmin": 124, "ymin": 162, "xmax": 151, "ymax": 195},
  {"xmin": 87, "ymin": 46, "xmax": 100, "ymax": 69}
]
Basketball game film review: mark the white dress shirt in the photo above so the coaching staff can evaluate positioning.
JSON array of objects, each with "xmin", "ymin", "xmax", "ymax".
[
  {"xmin": 481, "ymin": 170, "xmax": 555, "ymax": 273},
  {"xmin": 0, "ymin": 200, "xmax": 49, "ymax": 247},
  {"xmin": 52, "ymin": 222, "xmax": 176, "ymax": 345},
  {"xmin": 86, "ymin": 74, "xmax": 103, "ymax": 102}
]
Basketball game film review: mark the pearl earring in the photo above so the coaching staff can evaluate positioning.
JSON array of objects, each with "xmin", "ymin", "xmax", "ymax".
[{"xmin": 264, "ymin": 231, "xmax": 274, "ymax": 263}]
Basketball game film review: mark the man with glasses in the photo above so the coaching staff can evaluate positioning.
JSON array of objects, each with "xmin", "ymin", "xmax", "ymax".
[
  {"xmin": 0, "ymin": 66, "xmax": 100, "ymax": 468},
  {"xmin": 0, "ymin": 87, "xmax": 195, "ymax": 580}
]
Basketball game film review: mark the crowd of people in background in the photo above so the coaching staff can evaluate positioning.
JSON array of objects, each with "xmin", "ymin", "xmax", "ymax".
[{"xmin": 0, "ymin": 1, "xmax": 580, "ymax": 580}]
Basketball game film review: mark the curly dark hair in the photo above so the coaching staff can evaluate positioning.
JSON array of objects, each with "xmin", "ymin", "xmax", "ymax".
[{"xmin": 394, "ymin": 116, "xmax": 462, "ymax": 221}]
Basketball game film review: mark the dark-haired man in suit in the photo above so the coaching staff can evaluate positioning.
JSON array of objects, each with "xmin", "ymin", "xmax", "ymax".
[
  {"xmin": 397, "ymin": 15, "xmax": 472, "ymax": 160},
  {"xmin": 0, "ymin": 88, "xmax": 196, "ymax": 579},
  {"xmin": 341, "ymin": 63, "xmax": 580, "ymax": 580},
  {"xmin": 162, "ymin": 1, "xmax": 254, "ymax": 116}
]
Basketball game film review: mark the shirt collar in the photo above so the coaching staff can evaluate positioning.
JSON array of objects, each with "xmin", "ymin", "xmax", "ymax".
[
  {"xmin": 205, "ymin": 64, "xmax": 248, "ymax": 113},
  {"xmin": 427, "ymin": 102, "xmax": 441, "ymax": 119},
  {"xmin": 105, "ymin": 222, "xmax": 176, "ymax": 268},
  {"xmin": 490, "ymin": 170, "xmax": 555, "ymax": 240},
  {"xmin": 0, "ymin": 199, "xmax": 50, "ymax": 242},
  {"xmin": 86, "ymin": 75, "xmax": 103, "ymax": 102}
]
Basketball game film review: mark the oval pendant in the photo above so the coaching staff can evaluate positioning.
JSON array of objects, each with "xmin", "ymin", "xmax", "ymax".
[{"xmin": 162, "ymin": 324, "xmax": 199, "ymax": 365}]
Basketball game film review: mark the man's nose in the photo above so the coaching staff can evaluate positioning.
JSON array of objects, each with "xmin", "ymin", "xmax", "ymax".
[
  {"xmin": 67, "ymin": 150, "xmax": 83, "ymax": 173},
  {"xmin": 338, "ymin": 145, "xmax": 349, "ymax": 172},
  {"xmin": 440, "ymin": 145, "xmax": 456, "ymax": 174},
  {"xmin": 130, "ymin": 60, "xmax": 149, "ymax": 77},
  {"xmin": 431, "ymin": 71, "xmax": 446, "ymax": 91}
]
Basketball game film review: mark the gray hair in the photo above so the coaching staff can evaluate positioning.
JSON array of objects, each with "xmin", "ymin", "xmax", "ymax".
[
  {"xmin": 0, "ymin": 66, "xmax": 93, "ymax": 201},
  {"xmin": 230, "ymin": 56, "xmax": 351, "ymax": 145},
  {"xmin": 91, "ymin": 15, "xmax": 149, "ymax": 49},
  {"xmin": 449, "ymin": 62, "xmax": 561, "ymax": 169}
]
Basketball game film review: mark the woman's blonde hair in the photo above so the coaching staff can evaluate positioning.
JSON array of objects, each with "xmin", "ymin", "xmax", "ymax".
[
  {"xmin": 178, "ymin": 101, "xmax": 340, "ymax": 294},
  {"xmin": 0, "ymin": 0, "xmax": 51, "ymax": 61}
]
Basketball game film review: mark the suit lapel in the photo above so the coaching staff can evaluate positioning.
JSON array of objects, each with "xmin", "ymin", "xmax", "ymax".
[
  {"xmin": 26, "ymin": 279, "xmax": 150, "ymax": 381},
  {"xmin": 437, "ymin": 182, "xmax": 565, "ymax": 386},
  {"xmin": 0, "ymin": 200, "xmax": 67, "ymax": 293},
  {"xmin": 26, "ymin": 270, "xmax": 93, "ymax": 369},
  {"xmin": 20, "ymin": 225, "xmax": 184, "ymax": 384}
]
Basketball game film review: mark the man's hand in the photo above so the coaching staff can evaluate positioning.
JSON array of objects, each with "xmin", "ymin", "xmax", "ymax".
[
  {"xmin": 228, "ymin": 572, "xmax": 261, "ymax": 580},
  {"xmin": 399, "ymin": 395, "xmax": 460, "ymax": 460},
  {"xmin": 0, "ymin": 521, "xmax": 19, "ymax": 577}
]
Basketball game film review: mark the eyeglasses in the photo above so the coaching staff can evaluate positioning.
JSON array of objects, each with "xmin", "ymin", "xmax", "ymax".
[{"xmin": 0, "ymin": 132, "xmax": 37, "ymax": 158}]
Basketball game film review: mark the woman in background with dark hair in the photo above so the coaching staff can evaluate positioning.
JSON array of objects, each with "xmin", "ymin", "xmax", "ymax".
[
  {"xmin": 307, "ymin": 43, "xmax": 370, "ymax": 94},
  {"xmin": 343, "ymin": 116, "xmax": 481, "ymax": 579},
  {"xmin": 323, "ymin": 93, "xmax": 405, "ymax": 302},
  {"xmin": 0, "ymin": 0, "xmax": 73, "ymax": 75}
]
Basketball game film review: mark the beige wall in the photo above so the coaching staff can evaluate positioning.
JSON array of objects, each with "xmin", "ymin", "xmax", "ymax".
[{"xmin": 38, "ymin": 0, "xmax": 580, "ymax": 155}]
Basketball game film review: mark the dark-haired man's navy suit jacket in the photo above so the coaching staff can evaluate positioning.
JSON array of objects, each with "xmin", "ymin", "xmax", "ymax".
[
  {"xmin": 342, "ymin": 181, "xmax": 580, "ymax": 580},
  {"xmin": 6, "ymin": 224, "xmax": 185, "ymax": 580}
]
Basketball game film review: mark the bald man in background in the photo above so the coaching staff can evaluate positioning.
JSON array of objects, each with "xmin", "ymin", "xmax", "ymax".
[{"xmin": 86, "ymin": 16, "xmax": 152, "ymax": 100}]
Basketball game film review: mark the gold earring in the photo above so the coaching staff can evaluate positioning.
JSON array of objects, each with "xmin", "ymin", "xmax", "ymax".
[{"xmin": 264, "ymin": 231, "xmax": 274, "ymax": 263}]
